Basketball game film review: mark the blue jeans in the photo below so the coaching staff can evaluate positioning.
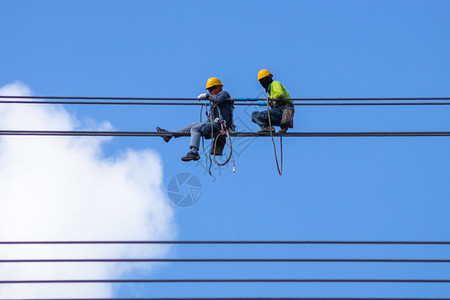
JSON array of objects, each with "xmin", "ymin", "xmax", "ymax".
[
  {"xmin": 175, "ymin": 122, "xmax": 220, "ymax": 150},
  {"xmin": 251, "ymin": 107, "xmax": 283, "ymax": 128}
]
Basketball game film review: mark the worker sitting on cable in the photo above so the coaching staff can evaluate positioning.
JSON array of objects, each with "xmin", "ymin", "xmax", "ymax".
[
  {"xmin": 252, "ymin": 69, "xmax": 294, "ymax": 133},
  {"xmin": 156, "ymin": 77, "xmax": 232, "ymax": 162}
]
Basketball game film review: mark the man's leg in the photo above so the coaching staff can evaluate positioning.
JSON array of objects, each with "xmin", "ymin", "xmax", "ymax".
[
  {"xmin": 156, "ymin": 122, "xmax": 200, "ymax": 143},
  {"xmin": 181, "ymin": 123, "xmax": 205, "ymax": 161},
  {"xmin": 252, "ymin": 108, "xmax": 283, "ymax": 132},
  {"xmin": 175, "ymin": 122, "xmax": 201, "ymax": 135},
  {"xmin": 189, "ymin": 123, "xmax": 203, "ymax": 151},
  {"xmin": 268, "ymin": 107, "xmax": 283, "ymax": 127},
  {"xmin": 251, "ymin": 110, "xmax": 269, "ymax": 129}
]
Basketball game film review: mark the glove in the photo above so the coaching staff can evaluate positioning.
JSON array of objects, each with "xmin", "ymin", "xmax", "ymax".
[
  {"xmin": 197, "ymin": 93, "xmax": 208, "ymax": 100},
  {"xmin": 268, "ymin": 98, "xmax": 276, "ymax": 108}
]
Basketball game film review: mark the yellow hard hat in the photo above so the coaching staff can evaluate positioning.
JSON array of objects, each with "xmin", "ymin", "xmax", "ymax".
[
  {"xmin": 258, "ymin": 69, "xmax": 273, "ymax": 81},
  {"xmin": 205, "ymin": 77, "xmax": 223, "ymax": 90}
]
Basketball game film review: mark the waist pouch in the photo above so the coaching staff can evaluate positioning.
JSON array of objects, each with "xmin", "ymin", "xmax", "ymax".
[{"xmin": 281, "ymin": 104, "xmax": 295, "ymax": 128}]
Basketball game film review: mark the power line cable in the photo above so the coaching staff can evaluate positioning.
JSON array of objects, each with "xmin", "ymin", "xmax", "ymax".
[
  {"xmin": 8, "ymin": 298, "xmax": 450, "ymax": 300},
  {"xmin": 0, "ymin": 100, "xmax": 203, "ymax": 106},
  {"xmin": 1, "ymin": 241, "xmax": 449, "ymax": 245},
  {"xmin": 0, "ymin": 130, "xmax": 450, "ymax": 137},
  {"xmin": 1, "ymin": 96, "xmax": 450, "ymax": 101},
  {"xmin": 0, "ymin": 279, "xmax": 449, "ymax": 284},
  {"xmin": 2, "ymin": 100, "xmax": 450, "ymax": 106},
  {"xmin": 0, "ymin": 258, "xmax": 448, "ymax": 263},
  {"xmin": 2, "ymin": 99, "xmax": 450, "ymax": 107}
]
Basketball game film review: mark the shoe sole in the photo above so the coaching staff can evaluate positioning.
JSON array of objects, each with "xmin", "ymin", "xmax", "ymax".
[
  {"xmin": 181, "ymin": 157, "xmax": 200, "ymax": 162},
  {"xmin": 257, "ymin": 128, "xmax": 276, "ymax": 134},
  {"xmin": 257, "ymin": 131, "xmax": 275, "ymax": 135}
]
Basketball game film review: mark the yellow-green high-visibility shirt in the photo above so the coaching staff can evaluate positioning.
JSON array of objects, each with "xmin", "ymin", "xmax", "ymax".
[{"xmin": 268, "ymin": 81, "xmax": 292, "ymax": 104}]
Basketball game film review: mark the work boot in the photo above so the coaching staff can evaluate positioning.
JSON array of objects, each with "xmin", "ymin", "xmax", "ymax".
[
  {"xmin": 257, "ymin": 126, "xmax": 275, "ymax": 133},
  {"xmin": 181, "ymin": 151, "xmax": 200, "ymax": 162},
  {"xmin": 279, "ymin": 127, "xmax": 289, "ymax": 134},
  {"xmin": 210, "ymin": 134, "xmax": 226, "ymax": 156},
  {"xmin": 156, "ymin": 127, "xmax": 172, "ymax": 143}
]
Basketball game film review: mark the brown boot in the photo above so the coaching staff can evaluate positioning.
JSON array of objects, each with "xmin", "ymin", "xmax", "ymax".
[
  {"xmin": 156, "ymin": 127, "xmax": 172, "ymax": 143},
  {"xmin": 257, "ymin": 127, "xmax": 275, "ymax": 134},
  {"xmin": 279, "ymin": 127, "xmax": 288, "ymax": 133}
]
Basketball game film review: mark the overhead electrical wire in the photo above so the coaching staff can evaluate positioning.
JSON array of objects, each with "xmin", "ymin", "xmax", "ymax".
[
  {"xmin": 1, "ymin": 240, "xmax": 449, "ymax": 244},
  {"xmin": 1, "ymin": 96, "xmax": 449, "ymax": 101},
  {"xmin": 10, "ymin": 298, "xmax": 450, "ymax": 300},
  {"xmin": 1, "ymin": 241, "xmax": 447, "ymax": 293},
  {"xmin": 0, "ymin": 130, "xmax": 449, "ymax": 137},
  {"xmin": 2, "ymin": 100, "xmax": 450, "ymax": 106},
  {"xmin": 0, "ymin": 258, "xmax": 449, "ymax": 263},
  {"xmin": 1, "ymin": 101, "xmax": 450, "ymax": 107},
  {"xmin": 1, "ymin": 279, "xmax": 449, "ymax": 284}
]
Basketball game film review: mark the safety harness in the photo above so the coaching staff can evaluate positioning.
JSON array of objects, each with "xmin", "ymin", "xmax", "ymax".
[{"xmin": 200, "ymin": 99, "xmax": 236, "ymax": 175}]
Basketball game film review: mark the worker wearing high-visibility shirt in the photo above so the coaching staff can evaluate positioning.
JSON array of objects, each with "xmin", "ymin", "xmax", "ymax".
[
  {"xmin": 156, "ymin": 77, "xmax": 232, "ymax": 162},
  {"xmin": 252, "ymin": 69, "xmax": 293, "ymax": 133}
]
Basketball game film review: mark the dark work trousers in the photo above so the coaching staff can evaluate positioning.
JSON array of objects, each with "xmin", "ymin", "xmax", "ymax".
[{"xmin": 251, "ymin": 107, "xmax": 283, "ymax": 128}]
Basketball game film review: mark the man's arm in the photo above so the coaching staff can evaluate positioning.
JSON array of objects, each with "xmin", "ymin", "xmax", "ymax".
[{"xmin": 209, "ymin": 91, "xmax": 230, "ymax": 105}]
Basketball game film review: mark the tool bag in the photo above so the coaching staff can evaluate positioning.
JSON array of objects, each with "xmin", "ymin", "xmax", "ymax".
[
  {"xmin": 280, "ymin": 104, "xmax": 294, "ymax": 128},
  {"xmin": 210, "ymin": 134, "xmax": 226, "ymax": 156}
]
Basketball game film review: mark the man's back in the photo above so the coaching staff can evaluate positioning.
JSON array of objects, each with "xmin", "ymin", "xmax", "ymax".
[{"xmin": 210, "ymin": 90, "xmax": 232, "ymax": 123}]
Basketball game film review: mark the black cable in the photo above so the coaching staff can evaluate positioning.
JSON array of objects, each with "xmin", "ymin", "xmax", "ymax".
[
  {"xmin": 0, "ymin": 241, "xmax": 449, "ymax": 245},
  {"xmin": 0, "ymin": 96, "xmax": 199, "ymax": 101},
  {"xmin": 0, "ymin": 279, "xmax": 449, "ymax": 284},
  {"xmin": 1, "ymin": 96, "xmax": 450, "ymax": 101},
  {"xmin": 8, "ymin": 299, "xmax": 450, "ymax": 300},
  {"xmin": 290, "ymin": 97, "xmax": 450, "ymax": 101},
  {"xmin": 2, "ymin": 100, "xmax": 450, "ymax": 106},
  {"xmin": 289, "ymin": 102, "xmax": 450, "ymax": 106},
  {"xmin": 0, "ymin": 258, "xmax": 448, "ymax": 263},
  {"xmin": 11, "ymin": 299, "xmax": 450, "ymax": 300},
  {"xmin": 0, "ymin": 100, "xmax": 202, "ymax": 106},
  {"xmin": 1, "ymin": 131, "xmax": 450, "ymax": 137},
  {"xmin": 269, "ymin": 102, "xmax": 450, "ymax": 106}
]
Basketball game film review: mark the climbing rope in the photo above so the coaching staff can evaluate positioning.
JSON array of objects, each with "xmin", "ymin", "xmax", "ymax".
[
  {"xmin": 208, "ymin": 111, "xmax": 215, "ymax": 175},
  {"xmin": 200, "ymin": 102, "xmax": 213, "ymax": 173},
  {"xmin": 266, "ymin": 98, "xmax": 283, "ymax": 176},
  {"xmin": 213, "ymin": 130, "xmax": 235, "ymax": 171}
]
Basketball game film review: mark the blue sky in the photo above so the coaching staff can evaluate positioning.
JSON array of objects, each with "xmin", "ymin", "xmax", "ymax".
[{"xmin": 1, "ymin": 0, "xmax": 450, "ymax": 298}]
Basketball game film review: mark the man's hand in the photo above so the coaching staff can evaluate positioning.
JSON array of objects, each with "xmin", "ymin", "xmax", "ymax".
[
  {"xmin": 268, "ymin": 98, "xmax": 276, "ymax": 108},
  {"xmin": 197, "ymin": 93, "xmax": 209, "ymax": 100}
]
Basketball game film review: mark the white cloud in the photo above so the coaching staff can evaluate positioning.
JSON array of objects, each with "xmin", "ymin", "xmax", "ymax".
[{"xmin": 0, "ymin": 82, "xmax": 176, "ymax": 298}]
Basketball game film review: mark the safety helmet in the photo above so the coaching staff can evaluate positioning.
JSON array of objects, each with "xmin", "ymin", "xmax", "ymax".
[
  {"xmin": 258, "ymin": 69, "xmax": 273, "ymax": 81},
  {"xmin": 205, "ymin": 77, "xmax": 223, "ymax": 90}
]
